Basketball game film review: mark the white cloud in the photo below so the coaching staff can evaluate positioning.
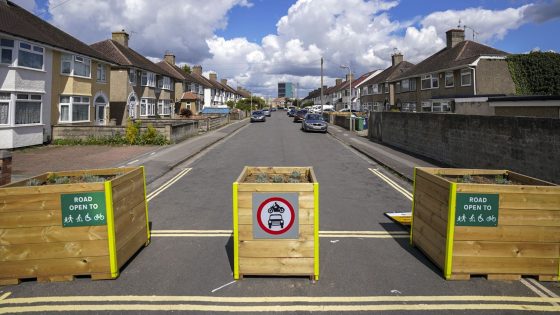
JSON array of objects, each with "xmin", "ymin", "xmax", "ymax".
[{"xmin": 12, "ymin": 0, "xmax": 35, "ymax": 12}]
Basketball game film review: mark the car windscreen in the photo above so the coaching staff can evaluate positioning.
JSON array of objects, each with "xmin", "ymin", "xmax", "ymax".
[
  {"xmin": 252, "ymin": 111, "xmax": 263, "ymax": 115},
  {"xmin": 306, "ymin": 114, "xmax": 322, "ymax": 120}
]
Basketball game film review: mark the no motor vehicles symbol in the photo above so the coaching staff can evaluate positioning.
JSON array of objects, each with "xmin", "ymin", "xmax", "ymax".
[{"xmin": 253, "ymin": 193, "xmax": 299, "ymax": 239}]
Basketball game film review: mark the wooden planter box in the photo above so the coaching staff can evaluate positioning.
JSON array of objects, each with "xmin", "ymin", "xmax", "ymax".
[
  {"xmin": 0, "ymin": 167, "xmax": 150, "ymax": 285},
  {"xmin": 411, "ymin": 167, "xmax": 560, "ymax": 281},
  {"xmin": 233, "ymin": 167, "xmax": 319, "ymax": 280}
]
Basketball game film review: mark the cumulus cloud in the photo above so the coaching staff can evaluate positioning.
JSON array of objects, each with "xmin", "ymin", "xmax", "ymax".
[{"xmin": 523, "ymin": 0, "xmax": 560, "ymax": 23}]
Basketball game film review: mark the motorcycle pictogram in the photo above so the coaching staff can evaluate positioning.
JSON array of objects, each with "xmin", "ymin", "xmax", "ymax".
[{"xmin": 267, "ymin": 202, "xmax": 285, "ymax": 213}]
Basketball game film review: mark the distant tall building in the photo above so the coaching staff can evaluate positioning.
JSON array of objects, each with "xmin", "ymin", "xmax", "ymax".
[{"xmin": 278, "ymin": 82, "xmax": 294, "ymax": 98}]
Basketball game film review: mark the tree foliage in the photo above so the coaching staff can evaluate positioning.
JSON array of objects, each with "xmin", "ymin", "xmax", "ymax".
[
  {"xmin": 507, "ymin": 52, "xmax": 560, "ymax": 95},
  {"xmin": 181, "ymin": 64, "xmax": 191, "ymax": 74},
  {"xmin": 235, "ymin": 97, "xmax": 266, "ymax": 112}
]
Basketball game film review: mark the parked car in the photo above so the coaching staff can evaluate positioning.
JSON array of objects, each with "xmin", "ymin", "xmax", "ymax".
[
  {"xmin": 250, "ymin": 110, "xmax": 266, "ymax": 122},
  {"xmin": 287, "ymin": 108, "xmax": 296, "ymax": 117},
  {"xmin": 293, "ymin": 109, "xmax": 308, "ymax": 123},
  {"xmin": 263, "ymin": 108, "xmax": 271, "ymax": 117},
  {"xmin": 271, "ymin": 108, "xmax": 277, "ymax": 112},
  {"xmin": 301, "ymin": 113, "xmax": 327, "ymax": 133}
]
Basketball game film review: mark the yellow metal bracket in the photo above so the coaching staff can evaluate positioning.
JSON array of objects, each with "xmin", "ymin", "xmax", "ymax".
[
  {"xmin": 313, "ymin": 182, "xmax": 320, "ymax": 281},
  {"xmin": 104, "ymin": 181, "xmax": 119, "ymax": 278},
  {"xmin": 233, "ymin": 182, "xmax": 240, "ymax": 280},
  {"xmin": 444, "ymin": 182, "xmax": 457, "ymax": 279}
]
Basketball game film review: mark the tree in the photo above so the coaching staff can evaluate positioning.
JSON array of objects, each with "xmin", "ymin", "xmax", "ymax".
[
  {"xmin": 226, "ymin": 100, "xmax": 235, "ymax": 108},
  {"xmin": 181, "ymin": 64, "xmax": 191, "ymax": 74},
  {"xmin": 236, "ymin": 97, "xmax": 266, "ymax": 113}
]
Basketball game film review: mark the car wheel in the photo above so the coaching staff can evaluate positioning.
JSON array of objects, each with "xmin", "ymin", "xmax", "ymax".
[
  {"xmin": 280, "ymin": 224, "xmax": 284, "ymax": 228},
  {"xmin": 268, "ymin": 223, "xmax": 272, "ymax": 228}
]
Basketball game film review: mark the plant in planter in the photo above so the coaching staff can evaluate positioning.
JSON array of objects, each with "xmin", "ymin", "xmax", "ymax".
[
  {"xmin": 233, "ymin": 166, "xmax": 319, "ymax": 280},
  {"xmin": 411, "ymin": 167, "xmax": 560, "ymax": 281},
  {"xmin": 0, "ymin": 167, "xmax": 150, "ymax": 285}
]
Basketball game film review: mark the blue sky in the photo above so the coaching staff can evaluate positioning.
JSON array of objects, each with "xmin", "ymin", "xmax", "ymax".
[{"xmin": 17, "ymin": 0, "xmax": 560, "ymax": 95}]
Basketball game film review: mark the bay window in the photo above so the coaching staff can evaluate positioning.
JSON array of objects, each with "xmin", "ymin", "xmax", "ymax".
[
  {"xmin": 157, "ymin": 99, "xmax": 171, "ymax": 115},
  {"xmin": 18, "ymin": 41, "xmax": 44, "ymax": 70},
  {"xmin": 60, "ymin": 54, "xmax": 91, "ymax": 78},
  {"xmin": 15, "ymin": 94, "xmax": 42, "ymax": 125},
  {"xmin": 140, "ymin": 98, "xmax": 155, "ymax": 116},
  {"xmin": 0, "ymin": 93, "xmax": 9, "ymax": 125},
  {"xmin": 141, "ymin": 71, "xmax": 155, "ymax": 87},
  {"xmin": 1, "ymin": 38, "xmax": 14, "ymax": 65},
  {"xmin": 461, "ymin": 69, "xmax": 472, "ymax": 86},
  {"xmin": 59, "ymin": 96, "xmax": 90, "ymax": 123}
]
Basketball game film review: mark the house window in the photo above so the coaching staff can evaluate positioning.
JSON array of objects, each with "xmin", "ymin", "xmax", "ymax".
[
  {"xmin": 141, "ymin": 71, "xmax": 155, "ymax": 87},
  {"xmin": 401, "ymin": 79, "xmax": 409, "ymax": 92},
  {"xmin": 157, "ymin": 99, "xmax": 171, "ymax": 115},
  {"xmin": 445, "ymin": 72, "xmax": 454, "ymax": 87},
  {"xmin": 384, "ymin": 83, "xmax": 389, "ymax": 93},
  {"xmin": 421, "ymin": 101, "xmax": 432, "ymax": 112},
  {"xmin": 140, "ymin": 98, "xmax": 155, "ymax": 116},
  {"xmin": 409, "ymin": 78, "xmax": 416, "ymax": 91},
  {"xmin": 372, "ymin": 84, "xmax": 378, "ymax": 94},
  {"xmin": 59, "ymin": 96, "xmax": 90, "ymax": 122},
  {"xmin": 0, "ymin": 93, "xmax": 10, "ymax": 124},
  {"xmin": 395, "ymin": 82, "xmax": 401, "ymax": 93},
  {"xmin": 158, "ymin": 76, "xmax": 171, "ymax": 90},
  {"xmin": 1, "ymin": 39, "xmax": 14, "ymax": 64},
  {"xmin": 60, "ymin": 54, "xmax": 91, "ymax": 78},
  {"xmin": 461, "ymin": 69, "xmax": 472, "ymax": 86},
  {"xmin": 18, "ymin": 41, "xmax": 44, "ymax": 70},
  {"xmin": 129, "ymin": 69, "xmax": 137, "ymax": 85},
  {"xmin": 402, "ymin": 102, "xmax": 417, "ymax": 112},
  {"xmin": 421, "ymin": 74, "xmax": 438, "ymax": 90},
  {"xmin": 96, "ymin": 64, "xmax": 106, "ymax": 82}
]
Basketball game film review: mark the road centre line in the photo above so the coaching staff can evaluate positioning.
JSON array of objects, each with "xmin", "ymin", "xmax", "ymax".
[
  {"xmin": 127, "ymin": 159, "xmax": 139, "ymax": 165},
  {"xmin": 146, "ymin": 168, "xmax": 192, "ymax": 202},
  {"xmin": 2, "ymin": 303, "xmax": 559, "ymax": 313},
  {"xmin": 368, "ymin": 168, "xmax": 413, "ymax": 200},
  {"xmin": 3, "ymin": 295, "xmax": 560, "ymax": 304}
]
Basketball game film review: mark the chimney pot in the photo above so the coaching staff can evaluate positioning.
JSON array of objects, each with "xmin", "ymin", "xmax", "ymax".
[
  {"xmin": 345, "ymin": 74, "xmax": 354, "ymax": 81},
  {"xmin": 391, "ymin": 53, "xmax": 403, "ymax": 66},
  {"xmin": 209, "ymin": 73, "xmax": 217, "ymax": 81},
  {"xmin": 221, "ymin": 79, "xmax": 227, "ymax": 85},
  {"xmin": 112, "ymin": 30, "xmax": 129, "ymax": 47},
  {"xmin": 446, "ymin": 29, "xmax": 465, "ymax": 49},
  {"xmin": 192, "ymin": 65, "xmax": 202, "ymax": 75},
  {"xmin": 336, "ymin": 78, "xmax": 342, "ymax": 86}
]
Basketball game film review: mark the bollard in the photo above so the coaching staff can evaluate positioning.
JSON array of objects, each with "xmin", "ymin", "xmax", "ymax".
[{"xmin": 0, "ymin": 150, "xmax": 12, "ymax": 186}]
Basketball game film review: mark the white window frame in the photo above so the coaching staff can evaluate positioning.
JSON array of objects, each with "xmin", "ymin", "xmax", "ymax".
[
  {"xmin": 0, "ymin": 92, "xmax": 10, "ymax": 125},
  {"xmin": 17, "ymin": 41, "xmax": 44, "ymax": 70},
  {"xmin": 15, "ymin": 93, "xmax": 42, "ymax": 125},
  {"xmin": 445, "ymin": 71, "xmax": 454, "ymax": 88},
  {"xmin": 96, "ymin": 63, "xmax": 107, "ymax": 82},
  {"xmin": 140, "ymin": 98, "xmax": 156, "ymax": 116},
  {"xmin": 1, "ymin": 38, "xmax": 14, "ymax": 65},
  {"xmin": 129, "ymin": 69, "xmax": 137, "ymax": 85},
  {"xmin": 141, "ymin": 71, "xmax": 156, "ymax": 87},
  {"xmin": 60, "ymin": 54, "xmax": 91, "ymax": 78},
  {"xmin": 157, "ymin": 99, "xmax": 172, "ymax": 116},
  {"xmin": 59, "ymin": 96, "xmax": 90, "ymax": 123},
  {"xmin": 421, "ymin": 101, "xmax": 432, "ymax": 112},
  {"xmin": 421, "ymin": 74, "xmax": 439, "ymax": 90},
  {"xmin": 461, "ymin": 69, "xmax": 472, "ymax": 86}
]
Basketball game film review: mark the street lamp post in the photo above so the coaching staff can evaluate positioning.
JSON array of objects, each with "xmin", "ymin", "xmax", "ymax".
[{"xmin": 340, "ymin": 65, "xmax": 353, "ymax": 131}]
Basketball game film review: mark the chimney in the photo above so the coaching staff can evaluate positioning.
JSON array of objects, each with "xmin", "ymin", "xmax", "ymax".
[
  {"xmin": 446, "ymin": 29, "xmax": 465, "ymax": 49},
  {"xmin": 164, "ymin": 51, "xmax": 175, "ymax": 65},
  {"xmin": 192, "ymin": 65, "xmax": 202, "ymax": 75},
  {"xmin": 391, "ymin": 52, "xmax": 403, "ymax": 66},
  {"xmin": 336, "ymin": 78, "xmax": 342, "ymax": 86},
  {"xmin": 221, "ymin": 79, "xmax": 227, "ymax": 85},
  {"xmin": 112, "ymin": 30, "xmax": 129, "ymax": 47},
  {"xmin": 209, "ymin": 73, "xmax": 217, "ymax": 81},
  {"xmin": 345, "ymin": 74, "xmax": 354, "ymax": 82}
]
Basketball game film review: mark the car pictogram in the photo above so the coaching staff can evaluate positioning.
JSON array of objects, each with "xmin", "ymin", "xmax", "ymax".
[{"xmin": 268, "ymin": 213, "xmax": 284, "ymax": 228}]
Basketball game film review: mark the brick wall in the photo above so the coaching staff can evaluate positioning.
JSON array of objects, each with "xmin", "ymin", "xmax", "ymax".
[{"xmin": 368, "ymin": 112, "xmax": 560, "ymax": 183}]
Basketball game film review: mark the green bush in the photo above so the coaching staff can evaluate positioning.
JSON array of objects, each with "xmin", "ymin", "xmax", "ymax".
[
  {"xmin": 53, "ymin": 123, "xmax": 169, "ymax": 146},
  {"xmin": 126, "ymin": 120, "xmax": 141, "ymax": 144},
  {"xmin": 507, "ymin": 52, "xmax": 560, "ymax": 95}
]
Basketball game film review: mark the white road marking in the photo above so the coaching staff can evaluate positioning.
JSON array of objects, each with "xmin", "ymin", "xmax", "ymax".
[
  {"xmin": 127, "ymin": 159, "xmax": 139, "ymax": 165},
  {"xmin": 146, "ymin": 168, "xmax": 192, "ymax": 202},
  {"xmin": 211, "ymin": 281, "xmax": 236, "ymax": 293},
  {"xmin": 523, "ymin": 278, "xmax": 560, "ymax": 306},
  {"xmin": 369, "ymin": 168, "xmax": 413, "ymax": 200}
]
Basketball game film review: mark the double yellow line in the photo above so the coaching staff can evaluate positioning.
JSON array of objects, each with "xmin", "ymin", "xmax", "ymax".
[
  {"xmin": 150, "ymin": 230, "xmax": 409, "ymax": 239},
  {"xmin": 368, "ymin": 168, "xmax": 413, "ymax": 200},
  {"xmin": 147, "ymin": 168, "xmax": 192, "ymax": 202}
]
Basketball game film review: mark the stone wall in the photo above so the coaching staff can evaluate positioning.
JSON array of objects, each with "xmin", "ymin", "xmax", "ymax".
[
  {"xmin": 0, "ymin": 150, "xmax": 12, "ymax": 186},
  {"xmin": 368, "ymin": 112, "xmax": 560, "ymax": 183}
]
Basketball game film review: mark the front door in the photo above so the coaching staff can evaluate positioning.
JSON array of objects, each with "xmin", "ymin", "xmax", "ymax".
[{"xmin": 94, "ymin": 95, "xmax": 106, "ymax": 125}]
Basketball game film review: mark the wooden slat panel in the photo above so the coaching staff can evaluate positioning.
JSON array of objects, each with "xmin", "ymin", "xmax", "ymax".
[
  {"xmin": 114, "ymin": 202, "xmax": 147, "ymax": 236},
  {"xmin": 456, "ymin": 184, "xmax": 560, "ymax": 194},
  {"xmin": 0, "ymin": 184, "xmax": 104, "ymax": 196},
  {"xmin": 237, "ymin": 192, "xmax": 315, "ymax": 209},
  {"xmin": 0, "ymin": 226, "xmax": 107, "ymax": 245},
  {"xmin": 0, "ymin": 256, "xmax": 111, "ymax": 279},
  {"xmin": 421, "ymin": 168, "xmax": 507, "ymax": 177},
  {"xmin": 0, "ymin": 193, "xmax": 60, "ymax": 213},
  {"xmin": 499, "ymin": 193, "xmax": 560, "ymax": 211},
  {"xmin": 112, "ymin": 185, "xmax": 146, "ymax": 219},
  {"xmin": 414, "ymin": 175, "xmax": 450, "ymax": 203},
  {"xmin": 115, "ymin": 209, "xmax": 147, "ymax": 251},
  {"xmin": 452, "ymin": 256, "xmax": 558, "ymax": 275},
  {"xmin": 54, "ymin": 168, "xmax": 135, "ymax": 178},
  {"xmin": 239, "ymin": 240, "xmax": 314, "ymax": 258},
  {"xmin": 454, "ymin": 226, "xmax": 560, "ymax": 242},
  {"xmin": 238, "ymin": 224, "xmax": 314, "ymax": 241},
  {"xmin": 413, "ymin": 200, "xmax": 448, "ymax": 237},
  {"xmin": 239, "ymin": 257, "xmax": 314, "ymax": 275},
  {"xmin": 453, "ymin": 241, "xmax": 559, "ymax": 259},
  {"xmin": 0, "ymin": 210, "xmax": 61, "ymax": 228},
  {"xmin": 111, "ymin": 174, "xmax": 145, "ymax": 205},
  {"xmin": 116, "ymin": 225, "xmax": 148, "ymax": 269},
  {"xmin": 499, "ymin": 209, "xmax": 560, "ymax": 226},
  {"xmin": 412, "ymin": 215, "xmax": 446, "ymax": 268},
  {"xmin": 0, "ymin": 239, "xmax": 108, "ymax": 261},
  {"xmin": 237, "ymin": 183, "xmax": 314, "ymax": 192},
  {"xmin": 507, "ymin": 171, "xmax": 556, "ymax": 186},
  {"xmin": 111, "ymin": 167, "xmax": 143, "ymax": 187},
  {"xmin": 414, "ymin": 190, "xmax": 449, "ymax": 224},
  {"xmin": 246, "ymin": 167, "xmax": 311, "ymax": 176},
  {"xmin": 416, "ymin": 169, "xmax": 451, "ymax": 189}
]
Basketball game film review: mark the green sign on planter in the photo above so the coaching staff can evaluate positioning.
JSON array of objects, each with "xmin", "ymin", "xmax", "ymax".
[
  {"xmin": 455, "ymin": 193, "xmax": 499, "ymax": 227},
  {"xmin": 61, "ymin": 192, "xmax": 107, "ymax": 227}
]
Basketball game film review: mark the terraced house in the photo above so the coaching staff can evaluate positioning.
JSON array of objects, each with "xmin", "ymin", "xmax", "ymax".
[
  {"xmin": 392, "ymin": 29, "xmax": 515, "ymax": 113},
  {"xmin": 0, "ymin": 0, "xmax": 113, "ymax": 149},
  {"xmin": 91, "ymin": 31, "xmax": 181, "ymax": 125}
]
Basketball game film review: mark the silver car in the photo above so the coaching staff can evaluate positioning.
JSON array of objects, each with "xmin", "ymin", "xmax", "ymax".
[{"xmin": 301, "ymin": 113, "xmax": 327, "ymax": 133}]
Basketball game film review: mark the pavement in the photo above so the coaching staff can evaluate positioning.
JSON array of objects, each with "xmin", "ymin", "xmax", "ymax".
[{"xmin": 10, "ymin": 116, "xmax": 438, "ymax": 185}]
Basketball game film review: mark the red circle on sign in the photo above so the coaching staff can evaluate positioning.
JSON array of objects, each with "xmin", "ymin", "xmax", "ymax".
[{"xmin": 256, "ymin": 197, "xmax": 295, "ymax": 235}]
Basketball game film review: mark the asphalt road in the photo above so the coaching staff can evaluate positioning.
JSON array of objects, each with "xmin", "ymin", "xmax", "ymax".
[{"xmin": 2, "ymin": 112, "xmax": 559, "ymax": 314}]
